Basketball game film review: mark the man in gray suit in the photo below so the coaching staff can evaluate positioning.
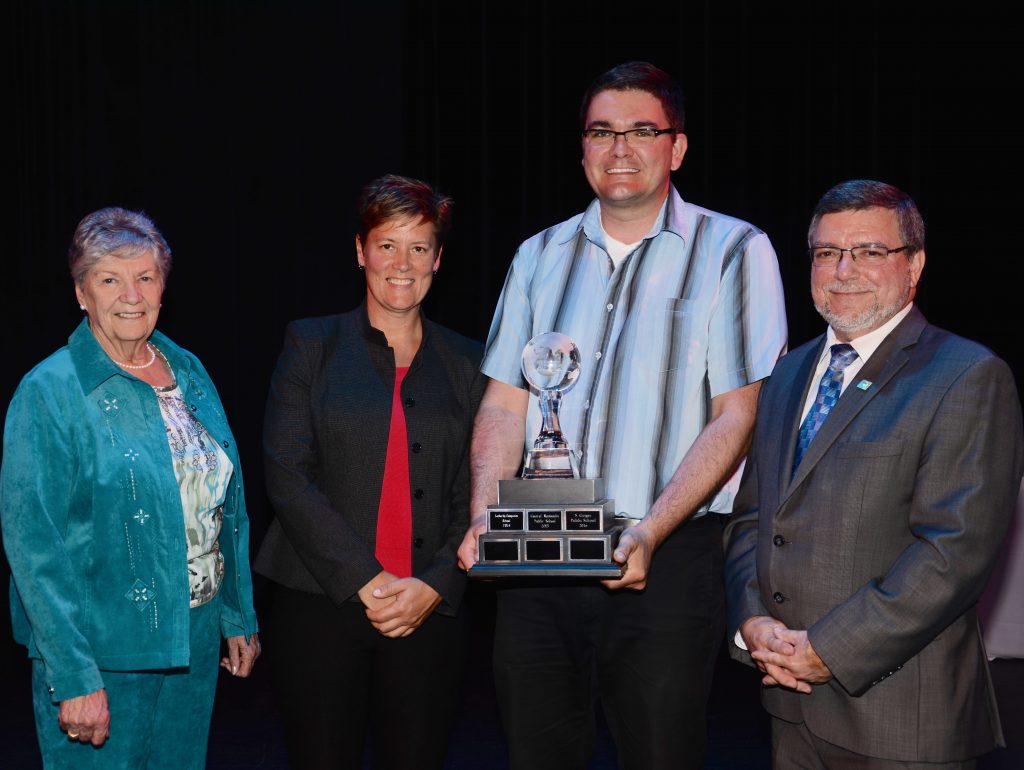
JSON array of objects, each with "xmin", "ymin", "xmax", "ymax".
[{"xmin": 724, "ymin": 179, "xmax": 1024, "ymax": 768}]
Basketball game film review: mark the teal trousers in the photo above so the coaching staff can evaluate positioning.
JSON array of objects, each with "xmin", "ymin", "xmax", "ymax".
[{"xmin": 32, "ymin": 595, "xmax": 221, "ymax": 770}]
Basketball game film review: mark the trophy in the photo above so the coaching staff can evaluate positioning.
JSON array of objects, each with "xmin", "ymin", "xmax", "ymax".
[
  {"xmin": 520, "ymin": 331, "xmax": 580, "ymax": 479},
  {"xmin": 470, "ymin": 332, "xmax": 627, "ymax": 578}
]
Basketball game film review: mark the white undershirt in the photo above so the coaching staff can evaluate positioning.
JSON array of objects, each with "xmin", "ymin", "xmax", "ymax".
[{"xmin": 600, "ymin": 215, "xmax": 642, "ymax": 268}]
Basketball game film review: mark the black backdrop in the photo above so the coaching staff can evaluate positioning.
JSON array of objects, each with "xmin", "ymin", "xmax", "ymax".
[{"xmin": 4, "ymin": 0, "xmax": 1024, "ymax": 675}]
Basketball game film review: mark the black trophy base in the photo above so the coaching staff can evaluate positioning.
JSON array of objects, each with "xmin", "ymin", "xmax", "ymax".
[
  {"xmin": 469, "ymin": 561, "xmax": 624, "ymax": 578},
  {"xmin": 469, "ymin": 477, "xmax": 625, "ymax": 579}
]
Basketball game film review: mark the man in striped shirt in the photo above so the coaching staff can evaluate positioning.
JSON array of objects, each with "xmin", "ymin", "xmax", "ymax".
[{"xmin": 458, "ymin": 61, "xmax": 787, "ymax": 770}]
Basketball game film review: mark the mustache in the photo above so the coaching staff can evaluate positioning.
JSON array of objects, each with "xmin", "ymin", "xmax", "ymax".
[{"xmin": 821, "ymin": 281, "xmax": 874, "ymax": 293}]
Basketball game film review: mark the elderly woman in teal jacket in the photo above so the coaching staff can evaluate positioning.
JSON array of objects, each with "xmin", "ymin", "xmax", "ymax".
[{"xmin": 1, "ymin": 207, "xmax": 260, "ymax": 769}]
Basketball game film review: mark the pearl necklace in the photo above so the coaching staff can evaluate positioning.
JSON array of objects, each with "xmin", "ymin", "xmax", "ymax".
[{"xmin": 113, "ymin": 342, "xmax": 157, "ymax": 370}]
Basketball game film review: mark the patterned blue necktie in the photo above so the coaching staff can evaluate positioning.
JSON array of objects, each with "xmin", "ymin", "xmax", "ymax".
[{"xmin": 792, "ymin": 343, "xmax": 858, "ymax": 475}]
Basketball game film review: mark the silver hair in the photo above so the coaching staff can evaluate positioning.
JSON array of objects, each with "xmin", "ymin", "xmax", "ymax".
[{"xmin": 69, "ymin": 207, "xmax": 172, "ymax": 285}]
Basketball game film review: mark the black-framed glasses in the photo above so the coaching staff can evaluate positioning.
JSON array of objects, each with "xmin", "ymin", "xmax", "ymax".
[
  {"xmin": 809, "ymin": 245, "xmax": 911, "ymax": 266},
  {"xmin": 581, "ymin": 127, "xmax": 678, "ymax": 146}
]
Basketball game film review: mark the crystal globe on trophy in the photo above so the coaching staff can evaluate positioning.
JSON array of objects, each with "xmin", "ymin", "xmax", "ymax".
[
  {"xmin": 469, "ymin": 331, "xmax": 625, "ymax": 578},
  {"xmin": 521, "ymin": 332, "xmax": 581, "ymax": 479}
]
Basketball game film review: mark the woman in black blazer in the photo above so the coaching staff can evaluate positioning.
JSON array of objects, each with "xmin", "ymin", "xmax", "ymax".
[{"xmin": 255, "ymin": 175, "xmax": 486, "ymax": 769}]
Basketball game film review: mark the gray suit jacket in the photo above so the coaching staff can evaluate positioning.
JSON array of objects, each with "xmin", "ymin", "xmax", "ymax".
[{"xmin": 724, "ymin": 307, "xmax": 1024, "ymax": 762}]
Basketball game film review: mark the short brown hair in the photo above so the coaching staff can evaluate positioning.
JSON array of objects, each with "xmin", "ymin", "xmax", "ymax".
[
  {"xmin": 357, "ymin": 175, "xmax": 454, "ymax": 247},
  {"xmin": 579, "ymin": 61, "xmax": 685, "ymax": 131}
]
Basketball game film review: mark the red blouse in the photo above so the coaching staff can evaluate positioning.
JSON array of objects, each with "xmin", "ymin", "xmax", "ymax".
[{"xmin": 374, "ymin": 367, "xmax": 412, "ymax": 577}]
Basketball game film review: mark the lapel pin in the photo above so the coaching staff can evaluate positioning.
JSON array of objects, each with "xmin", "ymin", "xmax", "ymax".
[{"xmin": 856, "ymin": 379, "xmax": 873, "ymax": 391}]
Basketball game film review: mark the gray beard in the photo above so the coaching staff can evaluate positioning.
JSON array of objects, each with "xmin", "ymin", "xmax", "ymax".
[{"xmin": 814, "ymin": 278, "xmax": 911, "ymax": 337}]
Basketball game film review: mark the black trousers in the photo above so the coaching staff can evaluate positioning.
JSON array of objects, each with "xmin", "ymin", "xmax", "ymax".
[
  {"xmin": 266, "ymin": 584, "xmax": 468, "ymax": 770},
  {"xmin": 493, "ymin": 514, "xmax": 727, "ymax": 770}
]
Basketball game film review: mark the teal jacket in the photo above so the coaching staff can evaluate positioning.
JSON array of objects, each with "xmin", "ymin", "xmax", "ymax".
[{"xmin": 1, "ymin": 320, "xmax": 259, "ymax": 702}]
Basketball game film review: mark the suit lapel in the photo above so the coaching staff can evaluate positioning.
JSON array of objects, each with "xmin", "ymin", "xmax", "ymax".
[
  {"xmin": 784, "ymin": 308, "xmax": 928, "ymax": 500},
  {"xmin": 772, "ymin": 339, "xmax": 825, "ymax": 504}
]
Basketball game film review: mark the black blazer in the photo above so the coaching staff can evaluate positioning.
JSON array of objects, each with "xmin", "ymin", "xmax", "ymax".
[{"xmin": 255, "ymin": 304, "xmax": 486, "ymax": 615}]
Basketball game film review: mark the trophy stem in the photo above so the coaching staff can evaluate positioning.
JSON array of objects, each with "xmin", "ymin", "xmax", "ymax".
[
  {"xmin": 525, "ymin": 391, "xmax": 578, "ymax": 478},
  {"xmin": 535, "ymin": 390, "xmax": 567, "ymax": 449}
]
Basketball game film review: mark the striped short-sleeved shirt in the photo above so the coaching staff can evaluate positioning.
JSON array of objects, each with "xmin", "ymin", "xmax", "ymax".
[{"xmin": 481, "ymin": 186, "xmax": 787, "ymax": 519}]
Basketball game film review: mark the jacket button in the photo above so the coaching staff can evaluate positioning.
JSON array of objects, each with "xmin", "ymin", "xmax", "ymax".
[
  {"xmin": 222, "ymin": 440, "xmax": 230, "ymax": 449},
  {"xmin": 404, "ymin": 397, "xmax": 416, "ymax": 408},
  {"xmin": 413, "ymin": 537, "xmax": 424, "ymax": 548},
  {"xmin": 413, "ymin": 489, "xmax": 424, "ymax": 499},
  {"xmin": 411, "ymin": 442, "xmax": 422, "ymax": 453},
  {"xmin": 773, "ymin": 592, "xmax": 785, "ymax": 604},
  {"xmin": 190, "ymin": 404, "xmax": 197, "ymax": 412},
  {"xmin": 772, "ymin": 534, "xmax": 786, "ymax": 546}
]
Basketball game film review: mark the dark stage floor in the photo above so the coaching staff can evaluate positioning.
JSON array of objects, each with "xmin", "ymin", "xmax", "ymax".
[{"xmin": 2, "ymin": 584, "xmax": 1022, "ymax": 769}]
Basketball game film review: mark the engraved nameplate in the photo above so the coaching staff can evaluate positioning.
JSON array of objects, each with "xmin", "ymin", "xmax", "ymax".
[{"xmin": 488, "ymin": 510, "xmax": 525, "ymax": 531}]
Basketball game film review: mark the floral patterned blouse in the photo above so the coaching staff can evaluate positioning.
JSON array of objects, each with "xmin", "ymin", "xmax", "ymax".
[{"xmin": 154, "ymin": 384, "xmax": 233, "ymax": 608}]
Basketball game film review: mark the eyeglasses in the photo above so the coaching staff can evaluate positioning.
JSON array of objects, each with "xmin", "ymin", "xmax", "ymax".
[
  {"xmin": 581, "ymin": 127, "xmax": 678, "ymax": 146},
  {"xmin": 809, "ymin": 245, "xmax": 911, "ymax": 266}
]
